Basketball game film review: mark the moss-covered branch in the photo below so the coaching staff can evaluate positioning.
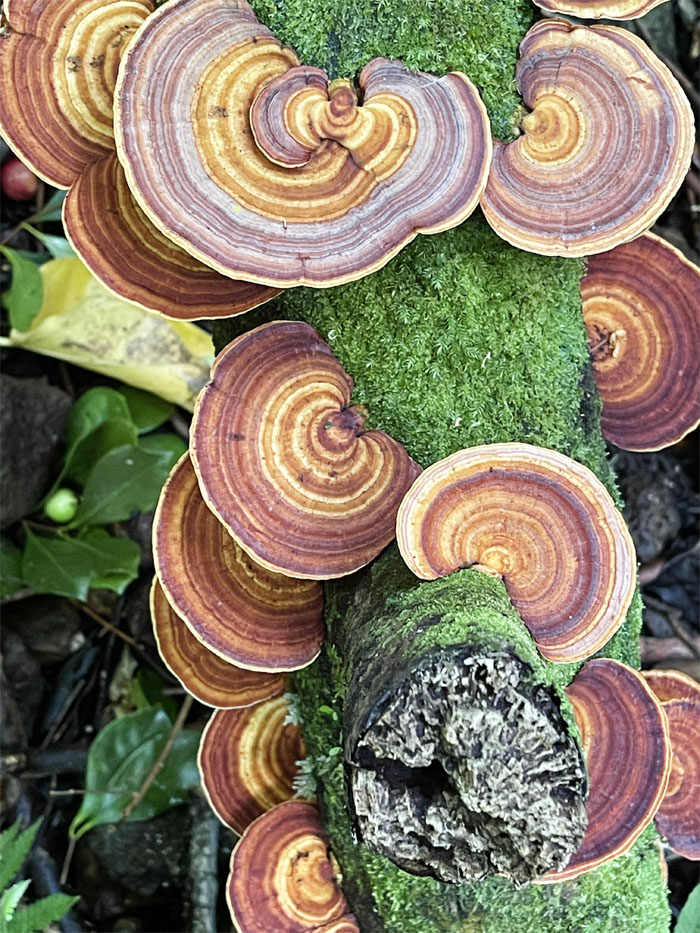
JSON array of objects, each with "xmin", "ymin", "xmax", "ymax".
[{"xmin": 212, "ymin": 0, "xmax": 669, "ymax": 928}]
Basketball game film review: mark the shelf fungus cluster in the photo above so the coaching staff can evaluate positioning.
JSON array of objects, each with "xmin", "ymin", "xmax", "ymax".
[
  {"xmin": 481, "ymin": 20, "xmax": 694, "ymax": 256},
  {"xmin": 114, "ymin": 0, "xmax": 492, "ymax": 287},
  {"xmin": 582, "ymin": 233, "xmax": 700, "ymax": 452},
  {"xmin": 396, "ymin": 443, "xmax": 636, "ymax": 663},
  {"xmin": 643, "ymin": 671, "xmax": 700, "ymax": 860},
  {"xmin": 0, "ymin": 0, "xmax": 278, "ymax": 319},
  {"xmin": 191, "ymin": 321, "xmax": 422, "ymax": 579}
]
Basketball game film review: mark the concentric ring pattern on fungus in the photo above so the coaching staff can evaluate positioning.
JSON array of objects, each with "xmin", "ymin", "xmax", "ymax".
[
  {"xmin": 198, "ymin": 698, "xmax": 303, "ymax": 835},
  {"xmin": 480, "ymin": 20, "xmax": 694, "ymax": 256},
  {"xmin": 153, "ymin": 453, "xmax": 324, "ymax": 670},
  {"xmin": 582, "ymin": 233, "xmax": 700, "ymax": 451},
  {"xmin": 150, "ymin": 578, "xmax": 286, "ymax": 709},
  {"xmin": 63, "ymin": 154, "xmax": 280, "ymax": 320},
  {"xmin": 534, "ymin": 0, "xmax": 669, "ymax": 20},
  {"xmin": 227, "ymin": 801, "xmax": 358, "ymax": 932},
  {"xmin": 396, "ymin": 443, "xmax": 636, "ymax": 663},
  {"xmin": 643, "ymin": 669, "xmax": 700, "ymax": 706},
  {"xmin": 191, "ymin": 322, "xmax": 422, "ymax": 579},
  {"xmin": 539, "ymin": 659, "xmax": 671, "ymax": 882},
  {"xmin": 653, "ymin": 699, "xmax": 700, "ymax": 860},
  {"xmin": 0, "ymin": 0, "xmax": 153, "ymax": 187},
  {"xmin": 114, "ymin": 0, "xmax": 492, "ymax": 287}
]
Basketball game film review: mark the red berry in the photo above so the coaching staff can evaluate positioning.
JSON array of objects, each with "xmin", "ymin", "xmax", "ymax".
[{"xmin": 1, "ymin": 156, "xmax": 39, "ymax": 201}]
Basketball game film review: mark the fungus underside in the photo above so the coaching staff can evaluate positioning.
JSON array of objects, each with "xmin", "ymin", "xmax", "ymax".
[{"xmin": 213, "ymin": 0, "xmax": 668, "ymax": 929}]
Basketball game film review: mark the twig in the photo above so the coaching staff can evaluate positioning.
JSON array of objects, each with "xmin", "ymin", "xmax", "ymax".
[
  {"xmin": 70, "ymin": 599, "xmax": 135, "ymax": 646},
  {"xmin": 121, "ymin": 695, "xmax": 194, "ymax": 821}
]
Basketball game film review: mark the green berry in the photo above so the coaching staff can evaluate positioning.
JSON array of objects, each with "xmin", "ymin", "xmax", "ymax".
[{"xmin": 44, "ymin": 488, "xmax": 79, "ymax": 523}]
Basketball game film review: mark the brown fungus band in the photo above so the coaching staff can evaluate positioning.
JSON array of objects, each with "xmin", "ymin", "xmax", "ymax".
[
  {"xmin": 396, "ymin": 443, "xmax": 635, "ymax": 663},
  {"xmin": 191, "ymin": 322, "xmax": 421, "ymax": 579},
  {"xmin": 63, "ymin": 154, "xmax": 279, "ymax": 320},
  {"xmin": 198, "ymin": 697, "xmax": 304, "ymax": 835},
  {"xmin": 653, "ymin": 699, "xmax": 700, "ymax": 860},
  {"xmin": 534, "ymin": 0, "xmax": 669, "ymax": 19},
  {"xmin": 582, "ymin": 233, "xmax": 700, "ymax": 452},
  {"xmin": 150, "ymin": 578, "xmax": 286, "ymax": 709},
  {"xmin": 0, "ymin": 0, "xmax": 276, "ymax": 320},
  {"xmin": 227, "ymin": 801, "xmax": 357, "ymax": 932},
  {"xmin": 540, "ymin": 659, "xmax": 671, "ymax": 882},
  {"xmin": 114, "ymin": 0, "xmax": 492, "ymax": 287},
  {"xmin": 0, "ymin": 0, "xmax": 153, "ymax": 187},
  {"xmin": 643, "ymin": 671, "xmax": 700, "ymax": 859},
  {"xmin": 153, "ymin": 453, "xmax": 324, "ymax": 670},
  {"xmin": 481, "ymin": 21, "xmax": 694, "ymax": 257}
]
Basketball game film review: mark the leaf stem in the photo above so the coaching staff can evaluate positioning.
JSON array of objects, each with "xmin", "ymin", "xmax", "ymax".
[
  {"xmin": 70, "ymin": 599, "xmax": 135, "ymax": 646},
  {"xmin": 120, "ymin": 695, "xmax": 194, "ymax": 821}
]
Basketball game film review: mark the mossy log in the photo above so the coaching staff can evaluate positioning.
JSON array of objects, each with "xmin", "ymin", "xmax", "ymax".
[{"xmin": 213, "ymin": 0, "xmax": 671, "ymax": 929}]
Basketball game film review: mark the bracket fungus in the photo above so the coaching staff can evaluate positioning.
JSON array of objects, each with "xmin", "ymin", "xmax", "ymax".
[
  {"xmin": 150, "ymin": 578, "xmax": 286, "ymax": 709},
  {"xmin": 534, "ymin": 0, "xmax": 669, "ymax": 19},
  {"xmin": 396, "ymin": 443, "xmax": 636, "ymax": 662},
  {"xmin": 480, "ymin": 20, "xmax": 694, "ymax": 256},
  {"xmin": 227, "ymin": 800, "xmax": 358, "ymax": 932},
  {"xmin": 153, "ymin": 453, "xmax": 324, "ymax": 670},
  {"xmin": 540, "ymin": 659, "xmax": 671, "ymax": 882},
  {"xmin": 114, "ymin": 0, "xmax": 492, "ymax": 287},
  {"xmin": 191, "ymin": 322, "xmax": 421, "ymax": 579},
  {"xmin": 582, "ymin": 233, "xmax": 700, "ymax": 452},
  {"xmin": 63, "ymin": 154, "xmax": 280, "ymax": 320},
  {"xmin": 198, "ymin": 697, "xmax": 304, "ymax": 835},
  {"xmin": 0, "ymin": 0, "xmax": 153, "ymax": 187},
  {"xmin": 0, "ymin": 0, "xmax": 277, "ymax": 319},
  {"xmin": 643, "ymin": 670, "xmax": 700, "ymax": 860}
]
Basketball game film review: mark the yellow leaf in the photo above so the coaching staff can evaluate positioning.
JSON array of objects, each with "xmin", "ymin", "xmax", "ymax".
[{"xmin": 4, "ymin": 258, "xmax": 214, "ymax": 411}]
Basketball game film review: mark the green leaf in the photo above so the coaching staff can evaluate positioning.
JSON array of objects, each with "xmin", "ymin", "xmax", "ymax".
[
  {"xmin": 0, "ymin": 821, "xmax": 40, "ymax": 892},
  {"xmin": 29, "ymin": 189, "xmax": 67, "ymax": 224},
  {"xmin": 0, "ymin": 246, "xmax": 43, "ymax": 332},
  {"xmin": 21, "ymin": 224, "xmax": 75, "ymax": 259},
  {"xmin": 5, "ymin": 893, "xmax": 79, "ymax": 933},
  {"xmin": 70, "ymin": 445, "xmax": 173, "ymax": 527},
  {"xmin": 676, "ymin": 884, "xmax": 700, "ymax": 933},
  {"xmin": 0, "ymin": 881, "xmax": 30, "ymax": 926},
  {"xmin": 0, "ymin": 538, "xmax": 25, "ymax": 599},
  {"xmin": 2, "ymin": 250, "xmax": 47, "ymax": 267},
  {"xmin": 69, "ymin": 705, "xmax": 200, "ymax": 839},
  {"xmin": 58, "ymin": 387, "xmax": 138, "ymax": 488},
  {"xmin": 138, "ymin": 433, "xmax": 188, "ymax": 466},
  {"xmin": 118, "ymin": 386, "xmax": 174, "ymax": 434},
  {"xmin": 127, "ymin": 669, "xmax": 178, "ymax": 721},
  {"xmin": 21, "ymin": 527, "xmax": 140, "ymax": 601}
]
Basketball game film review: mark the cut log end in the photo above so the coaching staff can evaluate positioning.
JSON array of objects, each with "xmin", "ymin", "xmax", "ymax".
[{"xmin": 350, "ymin": 648, "xmax": 588, "ymax": 884}]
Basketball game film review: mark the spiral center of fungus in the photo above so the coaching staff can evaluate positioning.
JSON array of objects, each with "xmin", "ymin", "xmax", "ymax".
[
  {"xmin": 520, "ymin": 93, "xmax": 585, "ymax": 164},
  {"xmin": 350, "ymin": 647, "xmax": 588, "ymax": 884}
]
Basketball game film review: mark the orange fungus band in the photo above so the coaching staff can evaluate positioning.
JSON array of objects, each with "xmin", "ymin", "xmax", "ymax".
[
  {"xmin": 540, "ymin": 659, "xmax": 671, "ymax": 882},
  {"xmin": 150, "ymin": 578, "xmax": 286, "ymax": 709},
  {"xmin": 396, "ymin": 443, "xmax": 636, "ymax": 663},
  {"xmin": 191, "ymin": 321, "xmax": 421, "ymax": 579},
  {"xmin": 227, "ymin": 801, "xmax": 356, "ymax": 932},
  {"xmin": 582, "ymin": 233, "xmax": 700, "ymax": 452},
  {"xmin": 198, "ymin": 698, "xmax": 303, "ymax": 835},
  {"xmin": 153, "ymin": 453, "xmax": 324, "ymax": 670},
  {"xmin": 481, "ymin": 21, "xmax": 694, "ymax": 257},
  {"xmin": 114, "ymin": 0, "xmax": 492, "ymax": 287}
]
